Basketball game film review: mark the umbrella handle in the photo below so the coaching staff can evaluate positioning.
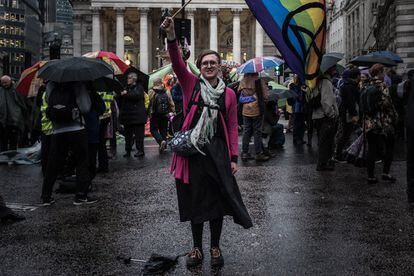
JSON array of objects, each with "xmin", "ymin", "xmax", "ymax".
[{"xmin": 171, "ymin": 0, "xmax": 193, "ymax": 18}]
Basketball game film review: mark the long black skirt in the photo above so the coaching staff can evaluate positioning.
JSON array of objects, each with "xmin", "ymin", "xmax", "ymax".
[{"xmin": 175, "ymin": 137, "xmax": 253, "ymax": 229}]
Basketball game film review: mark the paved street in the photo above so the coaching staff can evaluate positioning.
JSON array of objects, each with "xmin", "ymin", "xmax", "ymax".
[{"xmin": 1, "ymin": 134, "xmax": 413, "ymax": 275}]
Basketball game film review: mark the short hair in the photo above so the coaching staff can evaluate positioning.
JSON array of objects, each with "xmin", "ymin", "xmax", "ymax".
[
  {"xmin": 128, "ymin": 72, "xmax": 138, "ymax": 82},
  {"xmin": 343, "ymin": 68, "xmax": 360, "ymax": 79},
  {"xmin": 370, "ymin": 63, "xmax": 385, "ymax": 77},
  {"xmin": 0, "ymin": 75, "xmax": 11, "ymax": 82},
  {"xmin": 196, "ymin": 50, "xmax": 221, "ymax": 69}
]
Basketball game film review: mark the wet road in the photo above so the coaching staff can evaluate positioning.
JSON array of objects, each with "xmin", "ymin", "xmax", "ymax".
[{"xmin": 1, "ymin": 134, "xmax": 413, "ymax": 275}]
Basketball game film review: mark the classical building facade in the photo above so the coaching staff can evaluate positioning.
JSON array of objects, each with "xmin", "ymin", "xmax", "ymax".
[
  {"xmin": 71, "ymin": 0, "xmax": 279, "ymax": 73},
  {"xmin": 374, "ymin": 0, "xmax": 414, "ymax": 72},
  {"xmin": 326, "ymin": 0, "xmax": 346, "ymax": 56}
]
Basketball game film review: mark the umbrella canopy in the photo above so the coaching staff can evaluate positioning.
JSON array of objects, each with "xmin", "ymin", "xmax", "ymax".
[
  {"xmin": 93, "ymin": 75, "xmax": 123, "ymax": 92},
  {"xmin": 320, "ymin": 53, "xmax": 344, "ymax": 74},
  {"xmin": 147, "ymin": 62, "xmax": 200, "ymax": 89},
  {"xmin": 350, "ymin": 55, "xmax": 397, "ymax": 67},
  {"xmin": 117, "ymin": 66, "xmax": 150, "ymax": 92},
  {"xmin": 237, "ymin": 56, "xmax": 284, "ymax": 74},
  {"xmin": 369, "ymin": 51, "xmax": 403, "ymax": 63},
  {"xmin": 15, "ymin": 61, "xmax": 47, "ymax": 97},
  {"xmin": 38, "ymin": 57, "xmax": 114, "ymax": 83},
  {"xmin": 268, "ymin": 81, "xmax": 296, "ymax": 102},
  {"xmin": 83, "ymin": 51, "xmax": 129, "ymax": 75}
]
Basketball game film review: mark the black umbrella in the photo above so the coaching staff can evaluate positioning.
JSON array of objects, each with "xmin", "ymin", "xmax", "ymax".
[
  {"xmin": 350, "ymin": 55, "xmax": 397, "ymax": 67},
  {"xmin": 38, "ymin": 57, "xmax": 114, "ymax": 83},
  {"xmin": 117, "ymin": 66, "xmax": 150, "ymax": 92},
  {"xmin": 117, "ymin": 253, "xmax": 187, "ymax": 275},
  {"xmin": 93, "ymin": 74, "xmax": 124, "ymax": 92},
  {"xmin": 320, "ymin": 52, "xmax": 344, "ymax": 74},
  {"xmin": 268, "ymin": 89, "xmax": 296, "ymax": 102}
]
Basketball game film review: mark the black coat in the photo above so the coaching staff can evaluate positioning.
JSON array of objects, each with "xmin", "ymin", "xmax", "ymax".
[
  {"xmin": 407, "ymin": 79, "xmax": 414, "ymax": 130},
  {"xmin": 119, "ymin": 83, "xmax": 147, "ymax": 125},
  {"xmin": 339, "ymin": 79, "xmax": 360, "ymax": 119}
]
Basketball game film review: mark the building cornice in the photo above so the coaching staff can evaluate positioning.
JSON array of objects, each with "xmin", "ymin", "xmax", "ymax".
[{"xmin": 90, "ymin": 0, "xmax": 247, "ymax": 9}]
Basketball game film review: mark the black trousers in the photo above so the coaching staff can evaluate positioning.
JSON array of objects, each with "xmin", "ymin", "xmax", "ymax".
[
  {"xmin": 293, "ymin": 113, "xmax": 306, "ymax": 144},
  {"xmin": 366, "ymin": 132, "xmax": 395, "ymax": 178},
  {"xmin": 242, "ymin": 116, "xmax": 264, "ymax": 154},
  {"xmin": 305, "ymin": 108, "xmax": 314, "ymax": 145},
  {"xmin": 0, "ymin": 125, "xmax": 18, "ymax": 152},
  {"xmin": 88, "ymin": 143, "xmax": 99, "ymax": 183},
  {"xmin": 98, "ymin": 118, "xmax": 110, "ymax": 170},
  {"xmin": 314, "ymin": 118, "xmax": 337, "ymax": 167},
  {"xmin": 407, "ymin": 127, "xmax": 414, "ymax": 200},
  {"xmin": 335, "ymin": 120, "xmax": 355, "ymax": 159},
  {"xmin": 41, "ymin": 134, "xmax": 52, "ymax": 176},
  {"xmin": 124, "ymin": 124, "xmax": 145, "ymax": 153},
  {"xmin": 191, "ymin": 217, "xmax": 224, "ymax": 249},
  {"xmin": 41, "ymin": 130, "xmax": 89, "ymax": 199},
  {"xmin": 150, "ymin": 114, "xmax": 168, "ymax": 145}
]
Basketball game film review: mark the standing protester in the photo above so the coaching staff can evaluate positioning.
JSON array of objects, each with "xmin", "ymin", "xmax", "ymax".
[
  {"xmin": 405, "ymin": 70, "xmax": 414, "ymax": 202},
  {"xmin": 0, "ymin": 75, "xmax": 27, "ymax": 152},
  {"xmin": 239, "ymin": 73, "xmax": 269, "ymax": 162},
  {"xmin": 148, "ymin": 78, "xmax": 175, "ymax": 153},
  {"xmin": 35, "ymin": 82, "xmax": 53, "ymax": 176},
  {"xmin": 118, "ymin": 73, "xmax": 147, "ymax": 158},
  {"xmin": 289, "ymin": 75, "xmax": 306, "ymax": 145},
  {"xmin": 84, "ymin": 92, "xmax": 106, "ymax": 188},
  {"xmin": 41, "ymin": 81, "xmax": 97, "ymax": 205},
  {"xmin": 335, "ymin": 68, "xmax": 361, "ymax": 162},
  {"xmin": 171, "ymin": 81, "xmax": 183, "ymax": 114},
  {"xmin": 362, "ymin": 64, "xmax": 398, "ymax": 184},
  {"xmin": 162, "ymin": 17, "xmax": 252, "ymax": 268},
  {"xmin": 312, "ymin": 66, "xmax": 339, "ymax": 171},
  {"xmin": 97, "ymin": 91, "xmax": 114, "ymax": 173}
]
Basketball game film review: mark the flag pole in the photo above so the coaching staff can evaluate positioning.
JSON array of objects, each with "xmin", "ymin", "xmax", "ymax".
[{"xmin": 171, "ymin": 0, "xmax": 193, "ymax": 19}]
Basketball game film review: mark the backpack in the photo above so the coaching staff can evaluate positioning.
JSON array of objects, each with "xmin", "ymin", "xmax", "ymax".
[
  {"xmin": 360, "ymin": 84, "xmax": 382, "ymax": 115},
  {"xmin": 155, "ymin": 92, "xmax": 169, "ymax": 114},
  {"xmin": 46, "ymin": 83, "xmax": 79, "ymax": 124}
]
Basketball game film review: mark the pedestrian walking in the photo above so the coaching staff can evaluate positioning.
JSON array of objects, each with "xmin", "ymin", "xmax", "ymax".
[
  {"xmin": 118, "ymin": 72, "xmax": 147, "ymax": 158},
  {"xmin": 239, "ymin": 73, "xmax": 269, "ymax": 162},
  {"xmin": 312, "ymin": 66, "xmax": 339, "ymax": 171},
  {"xmin": 335, "ymin": 68, "xmax": 361, "ymax": 162},
  {"xmin": 162, "ymin": 17, "xmax": 252, "ymax": 268},
  {"xmin": 0, "ymin": 75, "xmax": 27, "ymax": 152},
  {"xmin": 405, "ymin": 70, "xmax": 414, "ymax": 202},
  {"xmin": 41, "ymin": 81, "xmax": 97, "ymax": 206},
  {"xmin": 361, "ymin": 64, "xmax": 398, "ymax": 184},
  {"xmin": 148, "ymin": 78, "xmax": 175, "ymax": 153}
]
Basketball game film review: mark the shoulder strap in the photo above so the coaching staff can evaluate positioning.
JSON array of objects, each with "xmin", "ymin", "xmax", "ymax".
[{"xmin": 186, "ymin": 80, "xmax": 201, "ymax": 114}]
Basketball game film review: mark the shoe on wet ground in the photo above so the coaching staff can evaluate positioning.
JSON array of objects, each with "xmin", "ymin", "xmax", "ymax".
[
  {"xmin": 210, "ymin": 247, "xmax": 224, "ymax": 267},
  {"xmin": 186, "ymin": 247, "xmax": 203, "ymax": 267},
  {"xmin": 367, "ymin": 177, "xmax": 379, "ymax": 184},
  {"xmin": 255, "ymin": 153, "xmax": 270, "ymax": 162},
  {"xmin": 382, "ymin": 174, "xmax": 396, "ymax": 183},
  {"xmin": 134, "ymin": 151, "xmax": 145, "ymax": 158},
  {"xmin": 41, "ymin": 197, "xmax": 56, "ymax": 206},
  {"xmin": 73, "ymin": 196, "xmax": 98, "ymax": 206},
  {"xmin": 241, "ymin": 152, "xmax": 254, "ymax": 161}
]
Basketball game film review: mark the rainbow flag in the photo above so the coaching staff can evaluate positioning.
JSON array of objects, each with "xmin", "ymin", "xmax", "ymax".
[{"xmin": 245, "ymin": 0, "xmax": 327, "ymax": 88}]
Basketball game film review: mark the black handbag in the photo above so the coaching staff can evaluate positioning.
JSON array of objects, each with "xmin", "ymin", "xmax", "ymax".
[{"xmin": 170, "ymin": 81, "xmax": 201, "ymax": 157}]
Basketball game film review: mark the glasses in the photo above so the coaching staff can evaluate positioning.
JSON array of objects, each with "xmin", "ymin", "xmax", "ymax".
[{"xmin": 201, "ymin": 60, "xmax": 218, "ymax": 68}]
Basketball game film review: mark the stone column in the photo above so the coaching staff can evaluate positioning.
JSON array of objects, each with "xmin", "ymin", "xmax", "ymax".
[
  {"xmin": 255, "ymin": 20, "xmax": 263, "ymax": 58},
  {"xmin": 73, "ymin": 14, "xmax": 82, "ymax": 56},
  {"xmin": 91, "ymin": 7, "xmax": 101, "ymax": 51},
  {"xmin": 395, "ymin": 0, "xmax": 414, "ymax": 72},
  {"xmin": 115, "ymin": 7, "xmax": 125, "ymax": 59},
  {"xmin": 209, "ymin": 8, "xmax": 219, "ymax": 51},
  {"xmin": 186, "ymin": 8, "xmax": 196, "ymax": 63},
  {"xmin": 139, "ymin": 8, "xmax": 149, "ymax": 73},
  {"xmin": 232, "ymin": 8, "xmax": 242, "ymax": 64}
]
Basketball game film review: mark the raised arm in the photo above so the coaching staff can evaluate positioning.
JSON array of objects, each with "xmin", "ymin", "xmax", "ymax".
[{"xmin": 162, "ymin": 17, "xmax": 197, "ymax": 99}]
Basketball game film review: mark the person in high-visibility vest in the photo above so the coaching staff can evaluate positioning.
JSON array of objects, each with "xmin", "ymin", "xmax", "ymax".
[
  {"xmin": 97, "ymin": 91, "xmax": 115, "ymax": 173},
  {"xmin": 36, "ymin": 83, "xmax": 53, "ymax": 176}
]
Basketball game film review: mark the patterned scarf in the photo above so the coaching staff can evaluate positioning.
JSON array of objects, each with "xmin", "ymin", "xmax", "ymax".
[{"xmin": 190, "ymin": 75, "xmax": 226, "ymax": 155}]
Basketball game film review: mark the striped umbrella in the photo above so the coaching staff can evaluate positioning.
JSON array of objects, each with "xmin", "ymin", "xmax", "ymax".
[
  {"xmin": 83, "ymin": 51, "xmax": 129, "ymax": 75},
  {"xmin": 237, "ymin": 56, "xmax": 284, "ymax": 74},
  {"xmin": 15, "ymin": 61, "xmax": 47, "ymax": 97}
]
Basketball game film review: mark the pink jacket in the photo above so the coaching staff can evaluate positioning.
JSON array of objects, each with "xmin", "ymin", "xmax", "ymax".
[{"xmin": 168, "ymin": 40, "xmax": 239, "ymax": 184}]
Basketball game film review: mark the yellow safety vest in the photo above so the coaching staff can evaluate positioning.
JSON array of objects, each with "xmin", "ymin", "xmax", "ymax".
[
  {"xmin": 41, "ymin": 93, "xmax": 53, "ymax": 136},
  {"xmin": 98, "ymin": 91, "xmax": 114, "ymax": 119}
]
